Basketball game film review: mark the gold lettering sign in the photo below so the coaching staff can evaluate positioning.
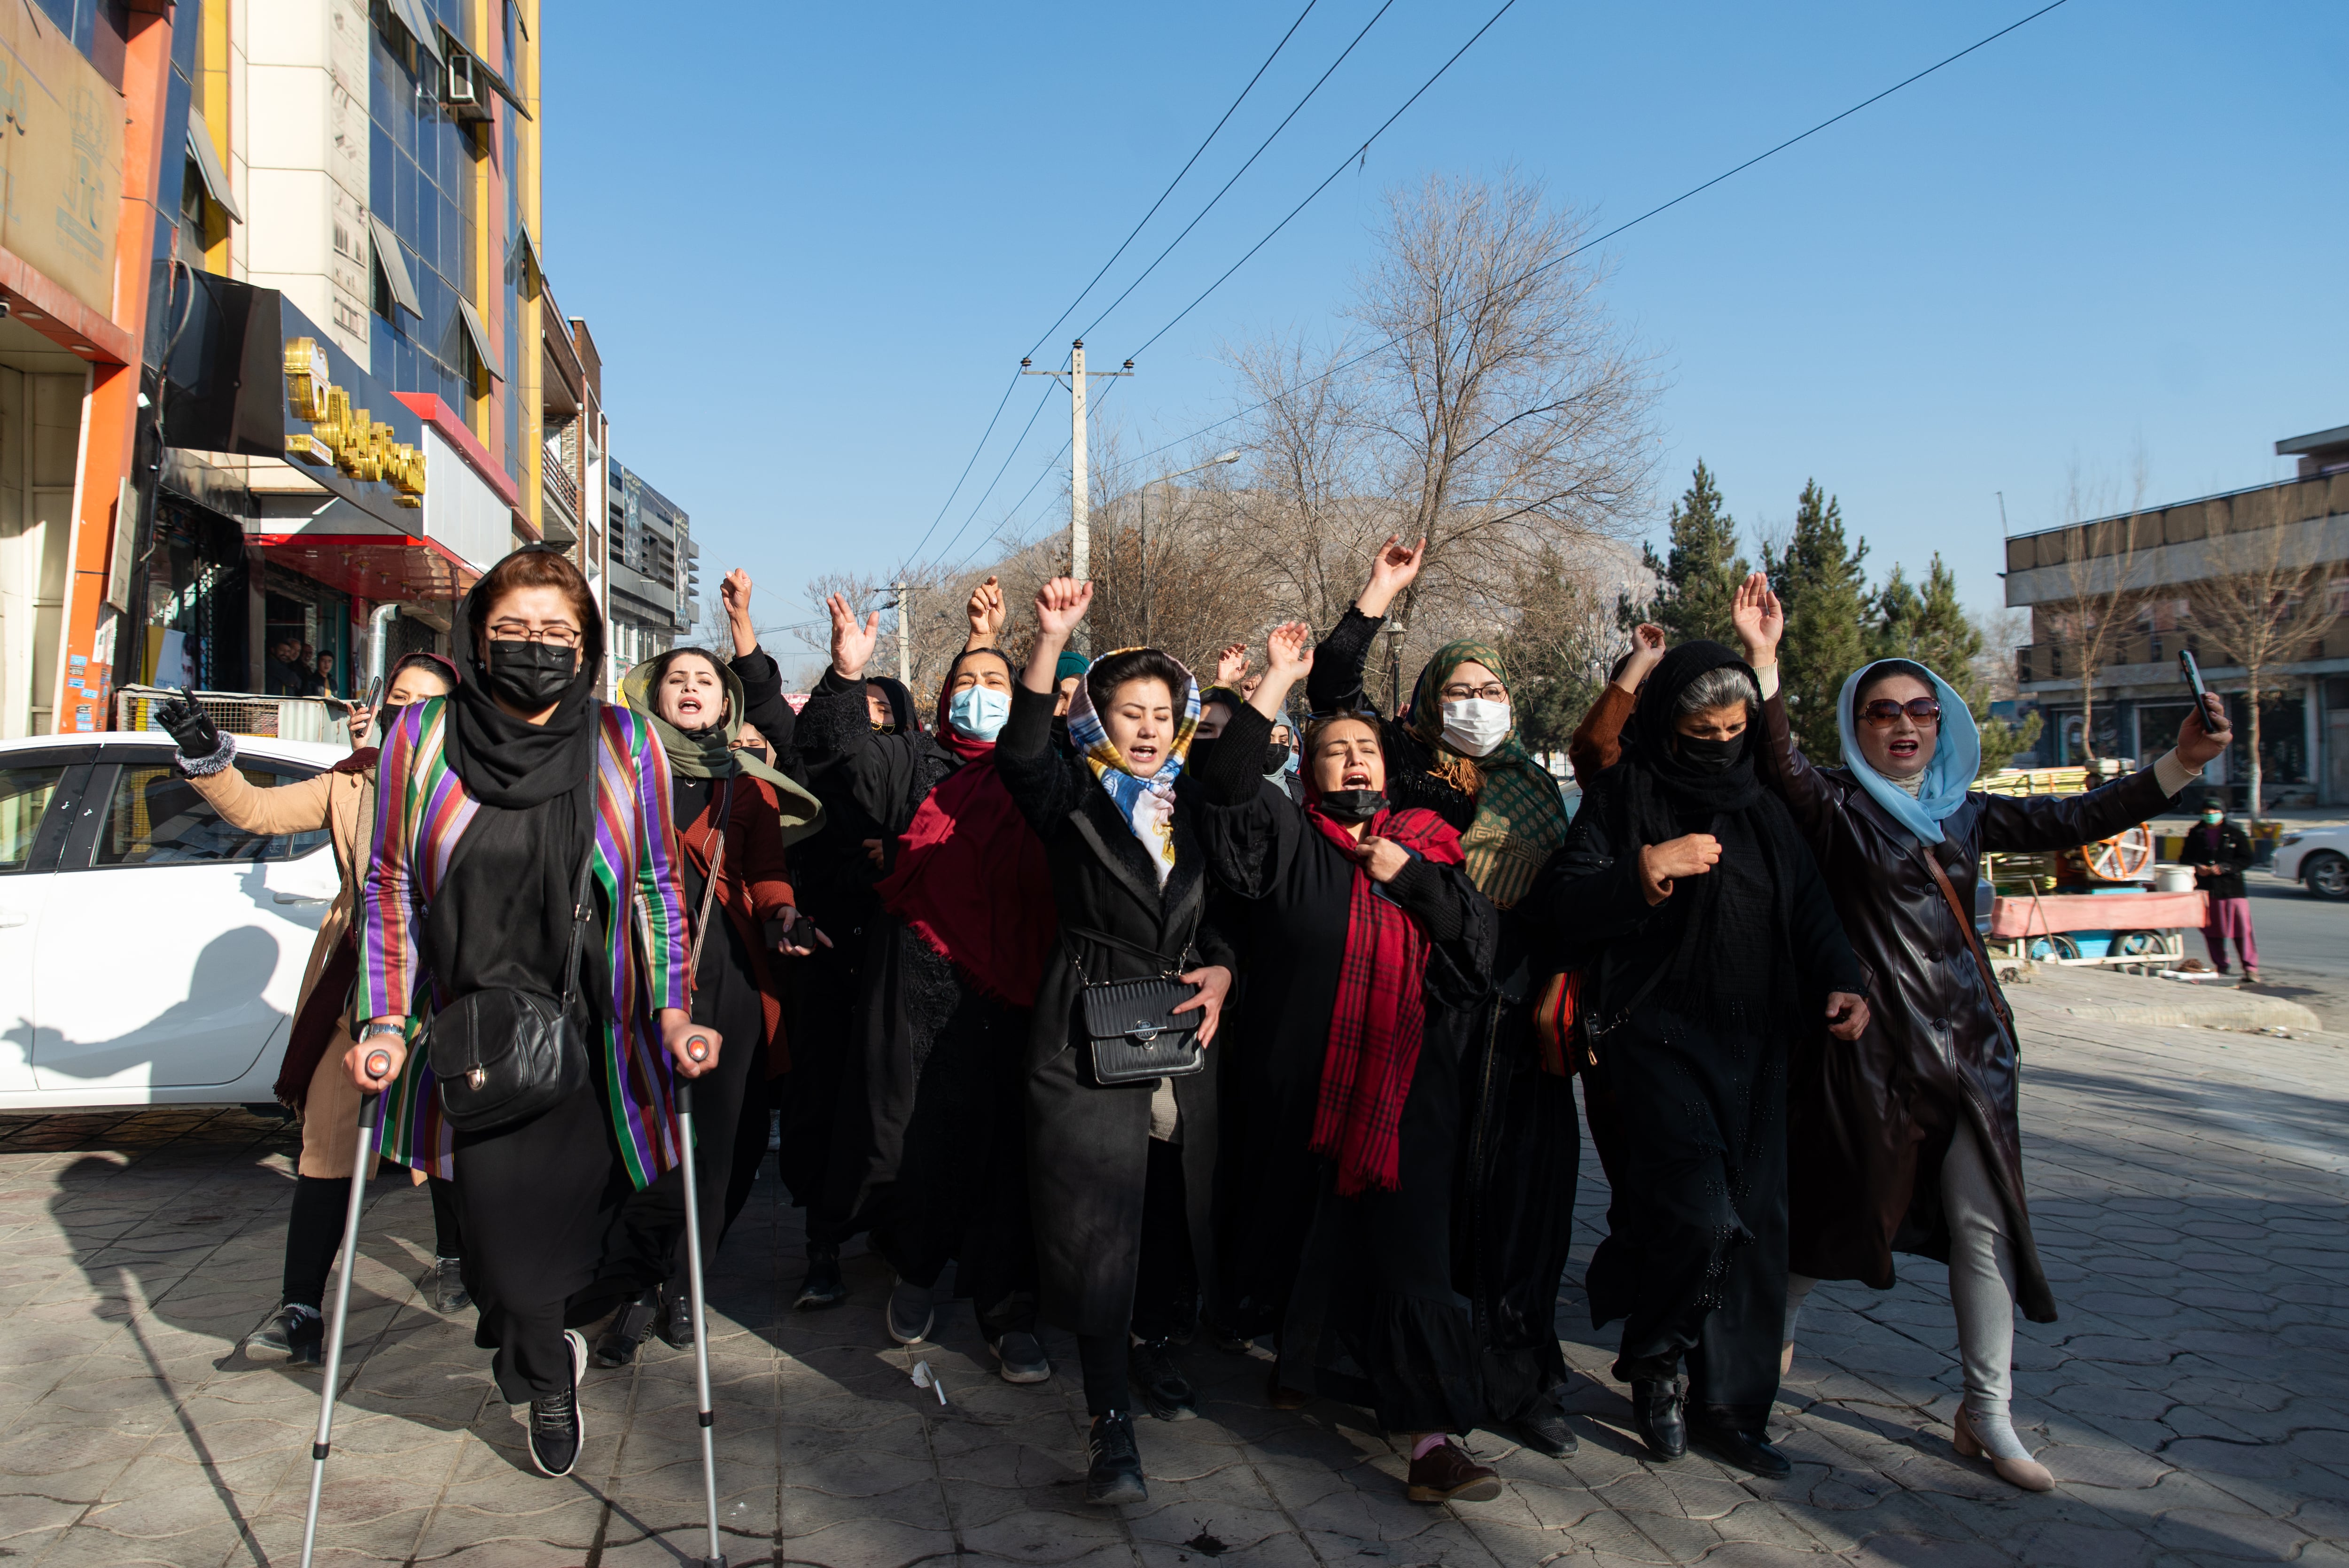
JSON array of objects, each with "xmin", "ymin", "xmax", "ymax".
[{"xmin": 283, "ymin": 336, "xmax": 426, "ymax": 507}]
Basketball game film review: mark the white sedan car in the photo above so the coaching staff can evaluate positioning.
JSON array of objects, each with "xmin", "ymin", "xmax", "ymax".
[
  {"xmin": 2274, "ymin": 824, "xmax": 2349, "ymax": 901},
  {"xmin": 0, "ymin": 731, "xmax": 348, "ymax": 1109}
]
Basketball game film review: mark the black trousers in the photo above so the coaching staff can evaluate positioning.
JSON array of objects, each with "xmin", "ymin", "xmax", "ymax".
[
  {"xmin": 608, "ymin": 971, "xmax": 762, "ymax": 1296},
  {"xmin": 453, "ymin": 1083, "xmax": 632, "ymax": 1404},
  {"xmin": 282, "ymin": 1173, "xmax": 462, "ymax": 1309},
  {"xmin": 778, "ymin": 944, "xmax": 862, "ymax": 1249},
  {"xmin": 1073, "ymin": 1136, "xmax": 1193, "ymax": 1416}
]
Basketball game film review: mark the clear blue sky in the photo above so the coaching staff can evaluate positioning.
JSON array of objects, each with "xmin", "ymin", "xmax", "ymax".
[{"xmin": 541, "ymin": 0, "xmax": 2345, "ymax": 653}]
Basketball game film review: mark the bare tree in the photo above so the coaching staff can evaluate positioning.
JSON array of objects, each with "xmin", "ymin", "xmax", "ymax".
[
  {"xmin": 2044, "ymin": 455, "xmax": 2150, "ymax": 758},
  {"xmin": 1346, "ymin": 170, "xmax": 1657, "ymax": 630},
  {"xmin": 2186, "ymin": 483, "xmax": 2346, "ymax": 816},
  {"xmin": 799, "ymin": 561, "xmax": 989, "ymax": 709},
  {"xmin": 1222, "ymin": 334, "xmax": 1386, "ymax": 633}
]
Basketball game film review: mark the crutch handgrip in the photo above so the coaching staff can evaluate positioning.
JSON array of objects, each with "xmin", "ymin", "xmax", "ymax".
[
  {"xmin": 684, "ymin": 1032, "xmax": 712, "ymax": 1063},
  {"xmin": 363, "ymin": 1048, "xmax": 393, "ymax": 1083}
]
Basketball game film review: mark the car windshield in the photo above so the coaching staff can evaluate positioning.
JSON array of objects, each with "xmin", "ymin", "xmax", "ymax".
[{"xmin": 96, "ymin": 763, "xmax": 330, "ymax": 866}]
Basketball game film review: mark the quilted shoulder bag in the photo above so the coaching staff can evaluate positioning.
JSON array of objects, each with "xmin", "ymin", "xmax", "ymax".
[
  {"xmin": 426, "ymin": 846, "xmax": 595, "ymax": 1133},
  {"xmin": 1067, "ymin": 925, "xmax": 1206, "ymax": 1086}
]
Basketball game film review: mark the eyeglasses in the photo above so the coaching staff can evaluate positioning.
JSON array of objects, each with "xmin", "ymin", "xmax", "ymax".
[
  {"xmin": 1859, "ymin": 698, "xmax": 1941, "ymax": 729},
  {"xmin": 1439, "ymin": 682, "xmax": 1507, "ymax": 703},
  {"xmin": 488, "ymin": 619, "xmax": 582, "ymax": 650}
]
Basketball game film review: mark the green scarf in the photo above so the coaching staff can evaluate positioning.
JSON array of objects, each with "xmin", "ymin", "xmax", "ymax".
[
  {"xmin": 620, "ymin": 654, "xmax": 824, "ymax": 848},
  {"xmin": 1406, "ymin": 639, "xmax": 1571, "ymax": 908}
]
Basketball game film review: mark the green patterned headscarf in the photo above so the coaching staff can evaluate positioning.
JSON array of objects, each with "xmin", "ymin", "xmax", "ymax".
[
  {"xmin": 621, "ymin": 651, "xmax": 824, "ymax": 848},
  {"xmin": 1406, "ymin": 640, "xmax": 1571, "ymax": 908}
]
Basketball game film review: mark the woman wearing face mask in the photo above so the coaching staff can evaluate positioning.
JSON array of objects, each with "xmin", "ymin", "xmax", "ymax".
[
  {"xmin": 353, "ymin": 546, "xmax": 709, "ymax": 1480},
  {"xmin": 592, "ymin": 647, "xmax": 826, "ymax": 1366},
  {"xmin": 1190, "ymin": 622, "xmax": 1517, "ymax": 1502},
  {"xmin": 994, "ymin": 578, "xmax": 1237, "ymax": 1506},
  {"xmin": 793, "ymin": 577, "xmax": 1057, "ymax": 1381},
  {"xmin": 1730, "ymin": 574, "xmax": 2231, "ymax": 1490},
  {"xmin": 156, "ymin": 655, "xmax": 468, "ymax": 1363},
  {"xmin": 2179, "ymin": 800, "xmax": 2258, "ymax": 980},
  {"xmin": 1528, "ymin": 639, "xmax": 1871, "ymax": 1477}
]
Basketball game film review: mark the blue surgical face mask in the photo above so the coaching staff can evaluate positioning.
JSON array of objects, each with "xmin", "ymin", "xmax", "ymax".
[{"xmin": 948, "ymin": 685, "xmax": 1010, "ymax": 742}]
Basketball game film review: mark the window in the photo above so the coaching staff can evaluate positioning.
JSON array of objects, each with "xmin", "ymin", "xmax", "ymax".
[
  {"xmin": 0, "ymin": 765, "xmax": 66, "ymax": 872},
  {"xmin": 96, "ymin": 765, "xmax": 331, "ymax": 866}
]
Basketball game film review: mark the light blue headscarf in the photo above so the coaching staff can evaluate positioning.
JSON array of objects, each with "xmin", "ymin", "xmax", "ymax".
[{"xmin": 1835, "ymin": 658, "xmax": 1980, "ymax": 845}]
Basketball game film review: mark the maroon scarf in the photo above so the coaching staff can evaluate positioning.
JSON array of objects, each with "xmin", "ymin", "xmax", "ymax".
[
  {"xmin": 1304, "ymin": 800, "xmax": 1465, "ymax": 1195},
  {"xmin": 872, "ymin": 662, "xmax": 1056, "ymax": 1007}
]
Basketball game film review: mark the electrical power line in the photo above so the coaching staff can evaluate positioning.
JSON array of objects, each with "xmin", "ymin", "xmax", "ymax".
[
  {"xmin": 1123, "ymin": 0, "xmax": 2075, "ymax": 471},
  {"xmin": 1074, "ymin": 0, "xmax": 1397, "ymax": 344}
]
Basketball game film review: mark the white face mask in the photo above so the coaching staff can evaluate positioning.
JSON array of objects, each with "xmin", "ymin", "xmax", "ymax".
[
  {"xmin": 948, "ymin": 686, "xmax": 1010, "ymax": 742},
  {"xmin": 1440, "ymin": 697, "xmax": 1510, "ymax": 758}
]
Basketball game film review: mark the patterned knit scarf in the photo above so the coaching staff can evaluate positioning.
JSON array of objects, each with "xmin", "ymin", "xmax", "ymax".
[
  {"xmin": 1303, "ymin": 800, "xmax": 1466, "ymax": 1195},
  {"xmin": 1065, "ymin": 650, "xmax": 1198, "ymax": 885},
  {"xmin": 1406, "ymin": 640, "xmax": 1571, "ymax": 908}
]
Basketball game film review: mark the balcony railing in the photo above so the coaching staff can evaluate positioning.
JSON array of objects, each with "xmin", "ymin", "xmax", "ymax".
[{"xmin": 542, "ymin": 448, "xmax": 582, "ymax": 522}]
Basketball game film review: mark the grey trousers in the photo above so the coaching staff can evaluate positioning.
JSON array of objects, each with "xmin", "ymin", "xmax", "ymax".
[{"xmin": 1786, "ymin": 1120, "xmax": 2019, "ymax": 1420}]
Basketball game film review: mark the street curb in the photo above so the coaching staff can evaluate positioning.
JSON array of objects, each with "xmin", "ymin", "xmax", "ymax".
[{"xmin": 2007, "ymin": 966, "xmax": 2324, "ymax": 1033}]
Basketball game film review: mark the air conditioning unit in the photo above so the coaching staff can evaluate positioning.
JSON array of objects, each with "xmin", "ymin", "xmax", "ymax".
[{"xmin": 443, "ymin": 53, "xmax": 491, "ymax": 121}]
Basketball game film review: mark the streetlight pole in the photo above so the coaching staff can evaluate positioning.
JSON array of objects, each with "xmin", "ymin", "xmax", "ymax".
[{"xmin": 1136, "ymin": 450, "xmax": 1242, "ymax": 647}]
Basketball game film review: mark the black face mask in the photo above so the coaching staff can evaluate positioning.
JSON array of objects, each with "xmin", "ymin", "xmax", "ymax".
[
  {"xmin": 1188, "ymin": 734, "xmax": 1221, "ymax": 773},
  {"xmin": 485, "ymin": 639, "xmax": 578, "ymax": 709},
  {"xmin": 1318, "ymin": 788, "xmax": 1386, "ymax": 823},
  {"xmin": 1262, "ymin": 742, "xmax": 1291, "ymax": 775},
  {"xmin": 1050, "ymin": 714, "xmax": 1075, "ymax": 760},
  {"xmin": 1675, "ymin": 732, "xmax": 1746, "ymax": 773}
]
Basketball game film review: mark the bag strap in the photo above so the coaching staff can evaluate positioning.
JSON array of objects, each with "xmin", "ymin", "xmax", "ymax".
[
  {"xmin": 556, "ymin": 840, "xmax": 596, "ymax": 1011},
  {"xmin": 1917, "ymin": 845, "xmax": 2014, "ymax": 1039},
  {"xmin": 684, "ymin": 775, "xmax": 736, "ymax": 977},
  {"xmin": 1065, "ymin": 924, "xmax": 1190, "ymax": 985}
]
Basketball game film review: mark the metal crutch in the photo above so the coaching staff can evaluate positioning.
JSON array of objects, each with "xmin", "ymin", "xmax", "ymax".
[
  {"xmin": 300, "ymin": 1046, "xmax": 393, "ymax": 1568},
  {"xmin": 676, "ymin": 1040, "xmax": 725, "ymax": 1568}
]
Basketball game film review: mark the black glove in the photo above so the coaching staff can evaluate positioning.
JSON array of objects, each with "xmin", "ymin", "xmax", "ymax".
[{"xmin": 156, "ymin": 687, "xmax": 222, "ymax": 757}]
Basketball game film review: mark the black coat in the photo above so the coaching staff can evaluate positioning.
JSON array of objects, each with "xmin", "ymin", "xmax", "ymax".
[
  {"xmin": 1758, "ymin": 689, "xmax": 2180, "ymax": 1320},
  {"xmin": 2178, "ymin": 819, "xmax": 2255, "ymax": 901},
  {"xmin": 994, "ymin": 682, "xmax": 1237, "ymax": 1336},
  {"xmin": 1303, "ymin": 607, "xmax": 1477, "ymax": 831}
]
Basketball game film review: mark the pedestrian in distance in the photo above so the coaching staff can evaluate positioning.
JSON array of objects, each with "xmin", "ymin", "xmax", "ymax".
[
  {"xmin": 1528, "ymin": 637, "xmax": 1871, "ymax": 1477},
  {"xmin": 156, "ymin": 655, "xmax": 470, "ymax": 1365},
  {"xmin": 350, "ymin": 544, "xmax": 713, "ymax": 1480},
  {"xmin": 592, "ymin": 645, "xmax": 827, "ymax": 1367},
  {"xmin": 1728, "ymin": 571, "xmax": 2232, "ymax": 1490},
  {"xmin": 793, "ymin": 576, "xmax": 1057, "ymax": 1382},
  {"xmin": 2180, "ymin": 800, "xmax": 2259, "ymax": 982},
  {"xmin": 995, "ymin": 577, "xmax": 1237, "ymax": 1506},
  {"xmin": 1192, "ymin": 621, "xmax": 1515, "ymax": 1504}
]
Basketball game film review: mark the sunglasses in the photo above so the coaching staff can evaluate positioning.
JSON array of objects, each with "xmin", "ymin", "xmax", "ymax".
[{"xmin": 1859, "ymin": 698, "xmax": 1941, "ymax": 729}]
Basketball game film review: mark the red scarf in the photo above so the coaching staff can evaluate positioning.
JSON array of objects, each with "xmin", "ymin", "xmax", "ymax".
[
  {"xmin": 872, "ymin": 723, "xmax": 1057, "ymax": 1007},
  {"xmin": 1304, "ymin": 800, "xmax": 1465, "ymax": 1195}
]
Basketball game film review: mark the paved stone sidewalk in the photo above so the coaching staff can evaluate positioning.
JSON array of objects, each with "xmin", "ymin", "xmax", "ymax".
[{"xmin": 0, "ymin": 994, "xmax": 2343, "ymax": 1567}]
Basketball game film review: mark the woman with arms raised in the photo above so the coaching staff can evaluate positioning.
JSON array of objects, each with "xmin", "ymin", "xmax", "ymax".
[
  {"xmin": 1191, "ymin": 621, "xmax": 1515, "ymax": 1504},
  {"xmin": 1527, "ymin": 640, "xmax": 1870, "ymax": 1477},
  {"xmin": 793, "ymin": 576, "xmax": 1057, "ymax": 1382},
  {"xmin": 351, "ymin": 546, "xmax": 711, "ymax": 1480},
  {"xmin": 1730, "ymin": 573, "xmax": 2231, "ymax": 1490},
  {"xmin": 993, "ymin": 579, "xmax": 1236, "ymax": 1506}
]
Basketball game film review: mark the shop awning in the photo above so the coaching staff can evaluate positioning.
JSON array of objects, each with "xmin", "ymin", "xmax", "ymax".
[
  {"xmin": 246, "ymin": 533, "xmax": 479, "ymax": 603},
  {"xmin": 186, "ymin": 124, "xmax": 242, "ymax": 224},
  {"xmin": 367, "ymin": 213, "xmax": 420, "ymax": 319},
  {"xmin": 455, "ymin": 296, "xmax": 503, "ymax": 381}
]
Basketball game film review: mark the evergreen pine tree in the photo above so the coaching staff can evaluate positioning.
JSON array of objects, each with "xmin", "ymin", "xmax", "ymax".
[
  {"xmin": 1634, "ymin": 460, "xmax": 1746, "ymax": 646},
  {"xmin": 1766, "ymin": 480, "xmax": 1870, "ymax": 761},
  {"xmin": 1872, "ymin": 554, "xmax": 2041, "ymax": 776},
  {"xmin": 1503, "ymin": 545, "xmax": 1607, "ymax": 758}
]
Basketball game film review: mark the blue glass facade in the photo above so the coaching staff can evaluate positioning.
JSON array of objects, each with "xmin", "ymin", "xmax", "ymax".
[{"xmin": 366, "ymin": 2, "xmax": 476, "ymax": 415}]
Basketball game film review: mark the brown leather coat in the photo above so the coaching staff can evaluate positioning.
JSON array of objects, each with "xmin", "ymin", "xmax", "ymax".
[{"xmin": 1758, "ymin": 691, "xmax": 2177, "ymax": 1321}]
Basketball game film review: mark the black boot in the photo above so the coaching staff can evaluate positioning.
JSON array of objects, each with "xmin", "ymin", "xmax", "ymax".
[
  {"xmin": 794, "ymin": 1244, "xmax": 846, "ymax": 1311},
  {"xmin": 1085, "ymin": 1410, "xmax": 1147, "ymax": 1504},
  {"xmin": 1632, "ymin": 1378, "xmax": 1686, "ymax": 1461},
  {"xmin": 656, "ymin": 1280, "xmax": 697, "ymax": 1350},
  {"xmin": 591, "ymin": 1286, "xmax": 661, "ymax": 1368},
  {"xmin": 1688, "ymin": 1404, "xmax": 1791, "ymax": 1478},
  {"xmin": 1128, "ymin": 1337, "xmax": 1197, "ymax": 1421},
  {"xmin": 1512, "ymin": 1393, "xmax": 1580, "ymax": 1457}
]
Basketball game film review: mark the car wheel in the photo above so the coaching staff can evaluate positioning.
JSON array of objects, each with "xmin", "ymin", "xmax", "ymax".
[{"xmin": 2303, "ymin": 851, "xmax": 2349, "ymax": 901}]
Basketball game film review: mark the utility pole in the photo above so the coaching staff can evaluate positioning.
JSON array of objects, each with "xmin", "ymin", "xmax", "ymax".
[
  {"xmin": 891, "ymin": 580, "xmax": 911, "ymax": 687},
  {"xmin": 1023, "ymin": 340, "xmax": 1131, "ymax": 653}
]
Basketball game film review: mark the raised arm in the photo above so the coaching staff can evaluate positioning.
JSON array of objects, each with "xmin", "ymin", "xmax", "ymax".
[
  {"xmin": 1305, "ymin": 535, "xmax": 1423, "ymax": 714},
  {"xmin": 1978, "ymin": 694, "xmax": 2228, "ymax": 855},
  {"xmin": 1734, "ymin": 571, "xmax": 1841, "ymax": 841},
  {"xmin": 793, "ymin": 591, "xmax": 926, "ymax": 833},
  {"xmin": 996, "ymin": 577, "xmax": 1093, "ymax": 834}
]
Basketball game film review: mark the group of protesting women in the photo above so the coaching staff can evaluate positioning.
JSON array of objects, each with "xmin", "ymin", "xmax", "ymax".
[{"xmin": 155, "ymin": 534, "xmax": 2231, "ymax": 1508}]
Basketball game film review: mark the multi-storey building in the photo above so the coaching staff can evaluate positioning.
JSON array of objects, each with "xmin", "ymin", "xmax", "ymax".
[{"xmin": 604, "ymin": 459, "xmax": 695, "ymax": 679}]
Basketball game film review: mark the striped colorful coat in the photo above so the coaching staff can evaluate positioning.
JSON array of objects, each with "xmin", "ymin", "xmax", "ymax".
[{"xmin": 357, "ymin": 697, "xmax": 693, "ymax": 1188}]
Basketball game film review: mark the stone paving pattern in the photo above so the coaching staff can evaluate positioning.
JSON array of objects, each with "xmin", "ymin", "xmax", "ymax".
[{"xmin": 0, "ymin": 986, "xmax": 2344, "ymax": 1566}]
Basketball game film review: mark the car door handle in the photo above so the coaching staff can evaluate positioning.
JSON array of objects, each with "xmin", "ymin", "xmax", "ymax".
[
  {"xmin": 272, "ymin": 892, "xmax": 330, "ymax": 905},
  {"xmin": 0, "ymin": 909, "xmax": 24, "ymax": 927}
]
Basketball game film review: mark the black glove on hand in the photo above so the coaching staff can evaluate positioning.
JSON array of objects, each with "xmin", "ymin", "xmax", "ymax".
[{"xmin": 156, "ymin": 687, "xmax": 222, "ymax": 758}]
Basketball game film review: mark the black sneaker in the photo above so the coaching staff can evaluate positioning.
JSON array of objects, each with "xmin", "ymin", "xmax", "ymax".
[
  {"xmin": 989, "ymin": 1330, "xmax": 1052, "ymax": 1385},
  {"xmin": 1084, "ymin": 1410, "xmax": 1147, "ymax": 1505},
  {"xmin": 655, "ymin": 1281, "xmax": 697, "ymax": 1351},
  {"xmin": 428, "ymin": 1257, "xmax": 471, "ymax": 1314},
  {"xmin": 886, "ymin": 1277, "xmax": 933, "ymax": 1345},
  {"xmin": 528, "ymin": 1330, "xmax": 589, "ymax": 1478},
  {"xmin": 794, "ymin": 1245, "xmax": 847, "ymax": 1311},
  {"xmin": 591, "ymin": 1287, "xmax": 661, "ymax": 1368},
  {"xmin": 1128, "ymin": 1337, "xmax": 1197, "ymax": 1421},
  {"xmin": 249, "ymin": 1302, "xmax": 324, "ymax": 1365}
]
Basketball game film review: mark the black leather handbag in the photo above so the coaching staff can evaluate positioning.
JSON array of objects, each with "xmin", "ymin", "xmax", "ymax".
[
  {"xmin": 1068, "ymin": 926, "xmax": 1205, "ymax": 1086},
  {"xmin": 426, "ymin": 849, "xmax": 595, "ymax": 1133}
]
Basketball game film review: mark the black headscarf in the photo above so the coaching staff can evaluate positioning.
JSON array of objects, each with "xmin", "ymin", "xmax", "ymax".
[
  {"xmin": 443, "ymin": 547, "xmax": 606, "ymax": 809},
  {"xmin": 1594, "ymin": 640, "xmax": 1805, "ymax": 1031},
  {"xmin": 865, "ymin": 675, "xmax": 918, "ymax": 735}
]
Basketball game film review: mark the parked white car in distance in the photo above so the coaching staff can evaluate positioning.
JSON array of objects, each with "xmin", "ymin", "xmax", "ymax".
[
  {"xmin": 0, "ymin": 731, "xmax": 348, "ymax": 1110},
  {"xmin": 2274, "ymin": 824, "xmax": 2349, "ymax": 901}
]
